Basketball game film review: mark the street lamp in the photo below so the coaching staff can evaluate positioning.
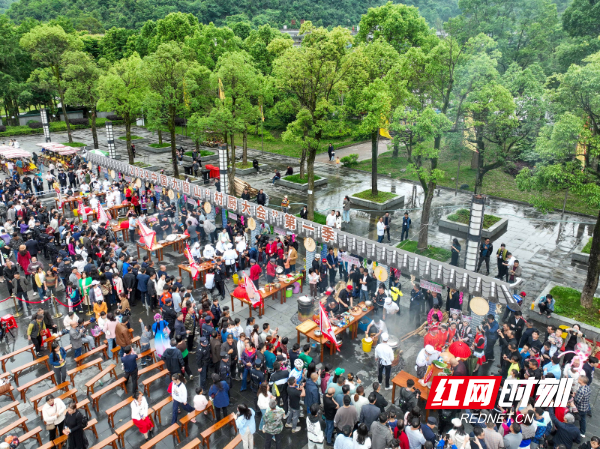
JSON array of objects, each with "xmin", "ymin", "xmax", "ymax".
[
  {"xmin": 40, "ymin": 108, "xmax": 51, "ymax": 143},
  {"xmin": 218, "ymin": 145, "xmax": 229, "ymax": 228},
  {"xmin": 106, "ymin": 121, "xmax": 116, "ymax": 159},
  {"xmin": 464, "ymin": 194, "xmax": 485, "ymax": 272}
]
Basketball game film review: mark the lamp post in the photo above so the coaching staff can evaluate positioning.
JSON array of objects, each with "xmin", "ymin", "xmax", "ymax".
[
  {"xmin": 218, "ymin": 145, "xmax": 229, "ymax": 228},
  {"xmin": 106, "ymin": 121, "xmax": 116, "ymax": 159},
  {"xmin": 40, "ymin": 108, "xmax": 51, "ymax": 143},
  {"xmin": 464, "ymin": 194, "xmax": 485, "ymax": 272}
]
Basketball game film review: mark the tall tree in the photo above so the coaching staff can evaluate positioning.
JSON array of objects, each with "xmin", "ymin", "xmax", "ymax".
[
  {"xmin": 20, "ymin": 24, "xmax": 83, "ymax": 142},
  {"xmin": 273, "ymin": 22, "xmax": 355, "ymax": 219},
  {"xmin": 62, "ymin": 50, "xmax": 102, "ymax": 148},
  {"xmin": 184, "ymin": 23, "xmax": 243, "ymax": 70},
  {"xmin": 97, "ymin": 53, "xmax": 147, "ymax": 164},
  {"xmin": 143, "ymin": 42, "xmax": 197, "ymax": 177}
]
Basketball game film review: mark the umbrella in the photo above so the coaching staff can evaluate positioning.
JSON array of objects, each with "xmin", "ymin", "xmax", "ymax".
[
  {"xmin": 36, "ymin": 143, "xmax": 66, "ymax": 148},
  {"xmin": 448, "ymin": 341, "xmax": 472, "ymax": 359},
  {"xmin": 88, "ymin": 149, "xmax": 108, "ymax": 156}
]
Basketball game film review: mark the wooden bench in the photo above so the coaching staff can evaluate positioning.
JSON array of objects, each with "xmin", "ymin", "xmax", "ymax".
[
  {"xmin": 137, "ymin": 348, "xmax": 156, "ymax": 364},
  {"xmin": 151, "ymin": 396, "xmax": 172, "ymax": 426},
  {"xmin": 0, "ymin": 345, "xmax": 36, "ymax": 372},
  {"xmin": 76, "ymin": 398, "xmax": 92, "ymax": 418},
  {"xmin": 0, "ymin": 385, "xmax": 15, "ymax": 402},
  {"xmin": 90, "ymin": 378, "xmax": 127, "ymax": 412},
  {"xmin": 200, "ymin": 413, "xmax": 238, "ymax": 449},
  {"xmin": 223, "ymin": 434, "xmax": 243, "ymax": 449},
  {"xmin": 142, "ymin": 369, "xmax": 170, "ymax": 397},
  {"xmin": 53, "ymin": 418, "xmax": 98, "ymax": 449},
  {"xmin": 45, "ymin": 335, "xmax": 61, "ymax": 352},
  {"xmin": 180, "ymin": 402, "xmax": 215, "ymax": 437},
  {"xmin": 0, "ymin": 401, "xmax": 20, "ymax": 418},
  {"xmin": 19, "ymin": 425, "xmax": 42, "ymax": 446},
  {"xmin": 110, "ymin": 337, "xmax": 141, "ymax": 363},
  {"xmin": 137, "ymin": 360, "xmax": 164, "ymax": 377},
  {"xmin": 0, "ymin": 416, "xmax": 28, "ymax": 437},
  {"xmin": 106, "ymin": 396, "xmax": 134, "ymax": 428},
  {"xmin": 114, "ymin": 407, "xmax": 155, "ymax": 447},
  {"xmin": 93, "ymin": 331, "xmax": 105, "ymax": 348},
  {"xmin": 89, "ymin": 434, "xmax": 118, "ymax": 449},
  {"xmin": 39, "ymin": 441, "xmax": 55, "ymax": 449},
  {"xmin": 74, "ymin": 344, "xmax": 108, "ymax": 366},
  {"xmin": 30, "ymin": 381, "xmax": 70, "ymax": 414},
  {"xmin": 180, "ymin": 438, "xmax": 202, "ymax": 449},
  {"xmin": 140, "ymin": 423, "xmax": 180, "ymax": 449},
  {"xmin": 85, "ymin": 363, "xmax": 117, "ymax": 396},
  {"xmin": 67, "ymin": 357, "xmax": 103, "ymax": 385},
  {"xmin": 38, "ymin": 389, "xmax": 78, "ymax": 413},
  {"xmin": 16, "ymin": 370, "xmax": 56, "ymax": 401},
  {"xmin": 11, "ymin": 356, "xmax": 51, "ymax": 386}
]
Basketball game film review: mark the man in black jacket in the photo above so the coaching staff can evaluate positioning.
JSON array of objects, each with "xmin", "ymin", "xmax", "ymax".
[
  {"xmin": 256, "ymin": 189, "xmax": 266, "ymax": 206},
  {"xmin": 507, "ymin": 310, "xmax": 525, "ymax": 344},
  {"xmin": 161, "ymin": 298, "xmax": 177, "ymax": 337},
  {"xmin": 219, "ymin": 351, "xmax": 232, "ymax": 387},
  {"xmin": 550, "ymin": 409, "xmax": 581, "ymax": 449},
  {"xmin": 123, "ymin": 266, "xmax": 137, "ymax": 307},
  {"xmin": 269, "ymin": 361, "xmax": 290, "ymax": 413},
  {"xmin": 163, "ymin": 339, "xmax": 184, "ymax": 375},
  {"xmin": 222, "ymin": 333, "xmax": 238, "ymax": 381},
  {"xmin": 209, "ymin": 331, "xmax": 222, "ymax": 374},
  {"xmin": 372, "ymin": 382, "xmax": 388, "ymax": 413},
  {"xmin": 196, "ymin": 337, "xmax": 211, "ymax": 390}
]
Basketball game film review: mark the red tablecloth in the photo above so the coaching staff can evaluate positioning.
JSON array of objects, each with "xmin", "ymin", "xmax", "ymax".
[{"xmin": 205, "ymin": 164, "xmax": 220, "ymax": 178}]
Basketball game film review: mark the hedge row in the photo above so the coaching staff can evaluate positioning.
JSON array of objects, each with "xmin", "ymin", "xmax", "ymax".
[{"xmin": 0, "ymin": 117, "xmax": 124, "ymax": 137}]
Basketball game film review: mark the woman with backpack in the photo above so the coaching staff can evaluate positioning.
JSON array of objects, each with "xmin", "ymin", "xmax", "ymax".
[{"xmin": 63, "ymin": 401, "xmax": 88, "ymax": 449}]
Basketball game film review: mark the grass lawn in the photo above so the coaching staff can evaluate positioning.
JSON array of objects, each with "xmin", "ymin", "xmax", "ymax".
[
  {"xmin": 184, "ymin": 150, "xmax": 215, "ymax": 157},
  {"xmin": 133, "ymin": 161, "xmax": 152, "ymax": 168},
  {"xmin": 297, "ymin": 211, "xmax": 327, "ymax": 225},
  {"xmin": 119, "ymin": 135, "xmax": 143, "ymax": 140},
  {"xmin": 232, "ymin": 161, "xmax": 253, "ymax": 169},
  {"xmin": 284, "ymin": 174, "xmax": 322, "ymax": 184},
  {"xmin": 61, "ymin": 141, "xmax": 86, "ymax": 147},
  {"xmin": 446, "ymin": 208, "xmax": 502, "ymax": 229},
  {"xmin": 149, "ymin": 143, "xmax": 171, "ymax": 148},
  {"xmin": 354, "ymin": 151, "xmax": 593, "ymax": 215},
  {"xmin": 549, "ymin": 286, "xmax": 600, "ymax": 328},
  {"xmin": 352, "ymin": 189, "xmax": 398, "ymax": 203},
  {"xmin": 582, "ymin": 238, "xmax": 592, "ymax": 254},
  {"xmin": 396, "ymin": 240, "xmax": 452, "ymax": 262}
]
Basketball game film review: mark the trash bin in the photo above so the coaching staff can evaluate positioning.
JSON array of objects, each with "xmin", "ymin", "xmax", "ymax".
[
  {"xmin": 184, "ymin": 165, "xmax": 193, "ymax": 175},
  {"xmin": 297, "ymin": 296, "xmax": 313, "ymax": 322},
  {"xmin": 201, "ymin": 169, "xmax": 210, "ymax": 184}
]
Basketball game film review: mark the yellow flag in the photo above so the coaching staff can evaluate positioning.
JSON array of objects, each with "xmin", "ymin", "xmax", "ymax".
[
  {"xmin": 218, "ymin": 78, "xmax": 225, "ymax": 101},
  {"xmin": 379, "ymin": 128, "xmax": 392, "ymax": 139},
  {"xmin": 260, "ymin": 104, "xmax": 265, "ymax": 122}
]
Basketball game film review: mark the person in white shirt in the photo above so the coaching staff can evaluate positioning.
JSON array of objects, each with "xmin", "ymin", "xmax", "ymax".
[
  {"xmin": 235, "ymin": 235, "xmax": 246, "ymax": 253},
  {"xmin": 325, "ymin": 210, "xmax": 336, "ymax": 227},
  {"xmin": 376, "ymin": 217, "xmax": 386, "ymax": 243},
  {"xmin": 63, "ymin": 311, "xmax": 79, "ymax": 329},
  {"xmin": 170, "ymin": 373, "xmax": 196, "ymax": 425},
  {"xmin": 203, "ymin": 244, "xmax": 215, "ymax": 260},
  {"xmin": 131, "ymin": 390, "xmax": 154, "ymax": 440},
  {"xmin": 193, "ymin": 386, "xmax": 209, "ymax": 412},
  {"xmin": 415, "ymin": 344, "xmax": 441, "ymax": 379},
  {"xmin": 218, "ymin": 229, "xmax": 230, "ymax": 245},
  {"xmin": 13, "ymin": 140, "xmax": 19, "ymax": 148},
  {"xmin": 223, "ymin": 243, "xmax": 238, "ymax": 275},
  {"xmin": 79, "ymin": 182, "xmax": 90, "ymax": 193},
  {"xmin": 374, "ymin": 333, "xmax": 394, "ymax": 390},
  {"xmin": 353, "ymin": 423, "xmax": 372, "ymax": 449},
  {"xmin": 42, "ymin": 394, "xmax": 67, "ymax": 440},
  {"xmin": 383, "ymin": 296, "xmax": 399, "ymax": 319}
]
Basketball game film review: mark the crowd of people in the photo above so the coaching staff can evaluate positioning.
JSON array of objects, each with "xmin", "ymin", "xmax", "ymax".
[{"xmin": 0, "ymin": 150, "xmax": 596, "ymax": 449}]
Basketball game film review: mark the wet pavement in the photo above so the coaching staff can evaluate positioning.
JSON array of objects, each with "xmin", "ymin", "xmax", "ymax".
[{"xmin": 3, "ymin": 127, "xmax": 600, "ymax": 448}]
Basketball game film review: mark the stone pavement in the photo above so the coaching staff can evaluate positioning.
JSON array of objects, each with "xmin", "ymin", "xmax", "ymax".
[
  {"xmin": 4, "ymin": 126, "xmax": 600, "ymax": 447},
  {"xmin": 314, "ymin": 138, "xmax": 393, "ymax": 163}
]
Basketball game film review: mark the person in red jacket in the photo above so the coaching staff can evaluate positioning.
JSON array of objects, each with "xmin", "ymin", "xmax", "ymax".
[
  {"xmin": 249, "ymin": 259, "xmax": 262, "ymax": 289},
  {"xmin": 266, "ymin": 258, "xmax": 277, "ymax": 283}
]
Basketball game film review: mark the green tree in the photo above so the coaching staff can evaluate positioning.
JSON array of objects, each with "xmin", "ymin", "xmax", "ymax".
[
  {"xmin": 184, "ymin": 23, "xmax": 243, "ymax": 70},
  {"xmin": 143, "ymin": 42, "xmax": 205, "ymax": 176},
  {"xmin": 97, "ymin": 53, "xmax": 147, "ymax": 163},
  {"xmin": 98, "ymin": 27, "xmax": 135, "ymax": 62},
  {"xmin": 20, "ymin": 24, "xmax": 83, "ymax": 143},
  {"xmin": 356, "ymin": 1, "xmax": 434, "ymax": 54},
  {"xmin": 62, "ymin": 51, "xmax": 102, "ymax": 149},
  {"xmin": 517, "ymin": 52, "xmax": 600, "ymax": 308},
  {"xmin": 149, "ymin": 12, "xmax": 199, "ymax": 53},
  {"xmin": 273, "ymin": 22, "xmax": 354, "ymax": 219}
]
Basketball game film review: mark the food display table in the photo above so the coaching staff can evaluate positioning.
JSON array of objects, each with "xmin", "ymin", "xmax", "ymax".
[
  {"xmin": 391, "ymin": 371, "xmax": 430, "ymax": 417},
  {"xmin": 296, "ymin": 305, "xmax": 373, "ymax": 362},
  {"xmin": 178, "ymin": 262, "xmax": 214, "ymax": 289}
]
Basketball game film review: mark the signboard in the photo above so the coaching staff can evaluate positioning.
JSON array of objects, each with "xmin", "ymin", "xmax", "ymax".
[
  {"xmin": 340, "ymin": 253, "xmax": 360, "ymax": 268},
  {"xmin": 420, "ymin": 279, "xmax": 443, "ymax": 294},
  {"xmin": 228, "ymin": 212, "xmax": 238, "ymax": 221},
  {"xmin": 85, "ymin": 152, "xmax": 513, "ymax": 302}
]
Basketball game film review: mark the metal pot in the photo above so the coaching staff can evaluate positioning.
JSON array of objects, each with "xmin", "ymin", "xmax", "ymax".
[{"xmin": 387, "ymin": 335, "xmax": 402, "ymax": 367}]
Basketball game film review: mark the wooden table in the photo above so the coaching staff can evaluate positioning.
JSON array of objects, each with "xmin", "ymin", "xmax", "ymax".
[
  {"xmin": 391, "ymin": 371, "xmax": 430, "ymax": 417},
  {"xmin": 296, "ymin": 306, "xmax": 373, "ymax": 362},
  {"xmin": 178, "ymin": 262, "xmax": 213, "ymax": 289},
  {"xmin": 107, "ymin": 204, "xmax": 130, "ymax": 219},
  {"xmin": 111, "ymin": 225, "xmax": 129, "ymax": 243},
  {"xmin": 137, "ymin": 235, "xmax": 189, "ymax": 262},
  {"xmin": 230, "ymin": 292, "xmax": 265, "ymax": 318},
  {"xmin": 56, "ymin": 192, "xmax": 107, "ymax": 211}
]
